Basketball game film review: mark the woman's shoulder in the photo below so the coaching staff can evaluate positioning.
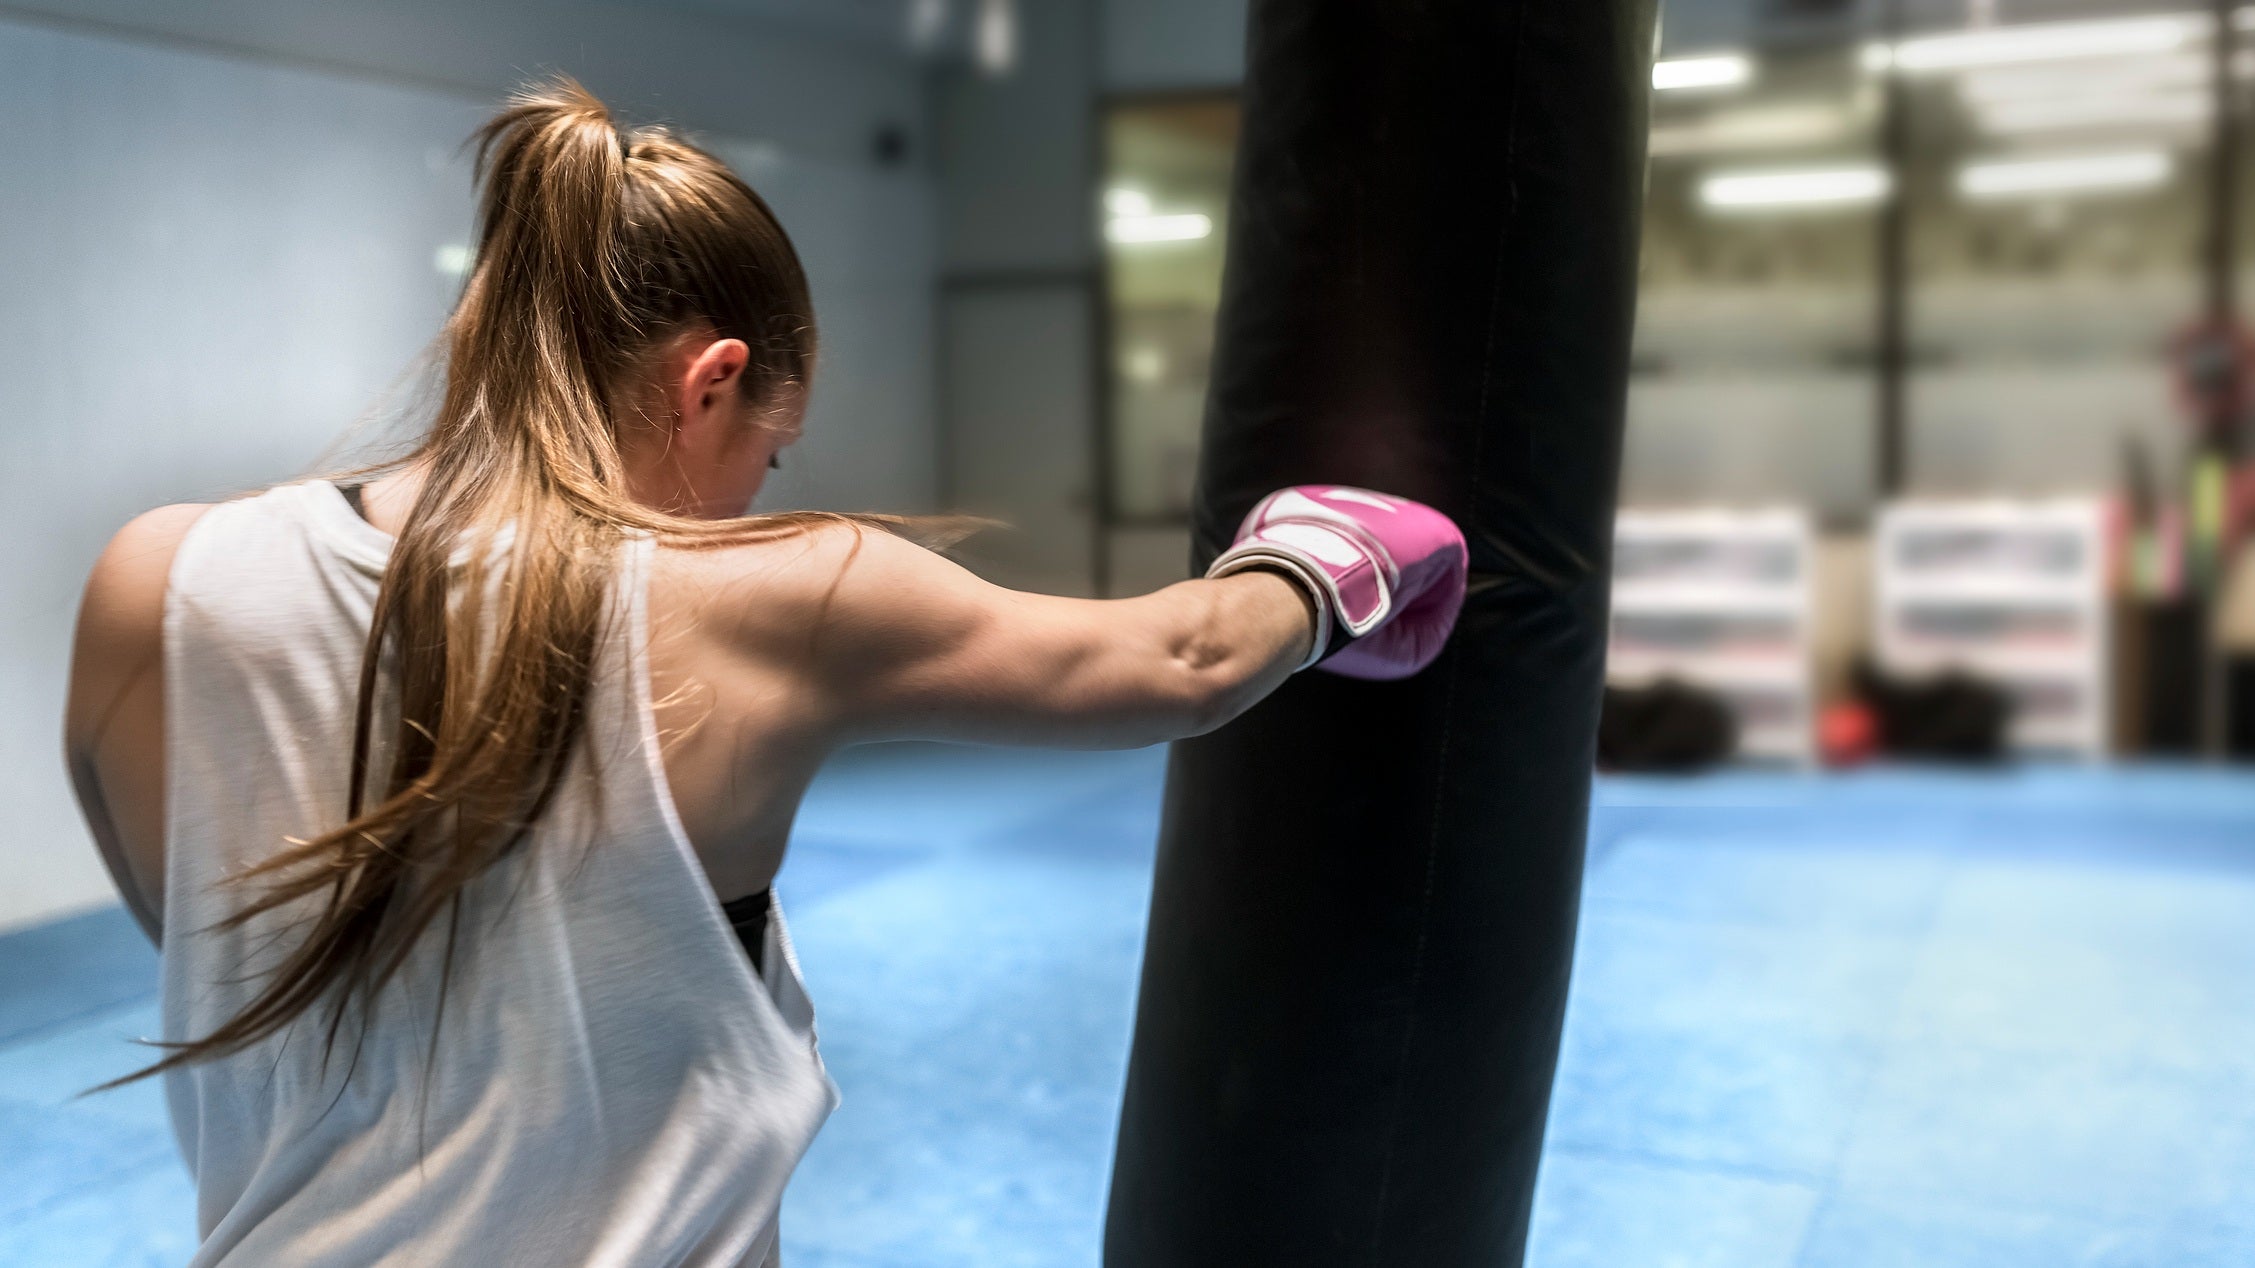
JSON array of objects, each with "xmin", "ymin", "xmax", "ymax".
[
  {"xmin": 66, "ymin": 502, "xmax": 211, "ymax": 758},
  {"xmin": 72, "ymin": 502, "xmax": 215, "ymax": 700},
  {"xmin": 105, "ymin": 501, "xmax": 216, "ymax": 552},
  {"xmin": 63, "ymin": 501, "xmax": 212, "ymax": 945},
  {"xmin": 80, "ymin": 503, "xmax": 215, "ymax": 633},
  {"xmin": 653, "ymin": 512, "xmax": 906, "ymax": 603},
  {"xmin": 648, "ymin": 517, "xmax": 969, "ymax": 666}
]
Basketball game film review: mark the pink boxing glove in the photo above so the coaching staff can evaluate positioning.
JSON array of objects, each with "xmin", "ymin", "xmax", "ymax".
[{"xmin": 1206, "ymin": 485, "xmax": 1469, "ymax": 681}]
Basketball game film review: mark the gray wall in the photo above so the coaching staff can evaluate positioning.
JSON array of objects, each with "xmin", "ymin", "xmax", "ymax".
[
  {"xmin": 1102, "ymin": 0, "xmax": 1245, "ymax": 91},
  {"xmin": 934, "ymin": 0, "xmax": 1103, "ymax": 595},
  {"xmin": 0, "ymin": 0, "xmax": 922, "ymax": 162},
  {"xmin": 0, "ymin": 11, "xmax": 936, "ymax": 931},
  {"xmin": 721, "ymin": 138, "xmax": 941, "ymax": 517}
]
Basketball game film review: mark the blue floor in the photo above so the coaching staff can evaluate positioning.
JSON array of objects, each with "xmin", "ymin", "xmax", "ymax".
[{"xmin": 6, "ymin": 747, "xmax": 2255, "ymax": 1266}]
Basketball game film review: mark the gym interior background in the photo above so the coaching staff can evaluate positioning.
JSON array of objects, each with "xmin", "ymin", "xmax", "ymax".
[{"xmin": 5, "ymin": 0, "xmax": 2255, "ymax": 1264}]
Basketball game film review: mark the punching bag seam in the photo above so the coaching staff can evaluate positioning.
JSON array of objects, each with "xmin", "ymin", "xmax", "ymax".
[
  {"xmin": 1364, "ymin": 644, "xmax": 1465, "ymax": 1257},
  {"xmin": 1362, "ymin": 1, "xmax": 1529, "ymax": 1256}
]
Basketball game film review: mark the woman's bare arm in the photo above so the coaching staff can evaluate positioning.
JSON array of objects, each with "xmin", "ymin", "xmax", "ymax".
[
  {"xmin": 707, "ymin": 523, "xmax": 1316, "ymax": 751},
  {"xmin": 64, "ymin": 503, "xmax": 210, "ymax": 943}
]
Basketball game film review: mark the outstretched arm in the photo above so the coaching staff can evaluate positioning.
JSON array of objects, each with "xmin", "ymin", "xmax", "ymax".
[
  {"xmin": 713, "ymin": 524, "xmax": 1317, "ymax": 751},
  {"xmin": 701, "ymin": 484, "xmax": 1465, "ymax": 752}
]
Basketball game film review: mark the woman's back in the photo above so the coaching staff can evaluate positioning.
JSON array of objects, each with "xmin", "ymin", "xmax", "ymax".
[{"xmin": 162, "ymin": 481, "xmax": 832, "ymax": 1267}]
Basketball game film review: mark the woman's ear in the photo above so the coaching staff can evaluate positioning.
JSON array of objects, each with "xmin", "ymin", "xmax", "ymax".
[{"xmin": 679, "ymin": 337, "xmax": 752, "ymax": 419}]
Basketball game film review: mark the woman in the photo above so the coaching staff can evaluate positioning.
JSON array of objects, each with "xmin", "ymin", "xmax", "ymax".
[{"xmin": 63, "ymin": 80, "xmax": 1465, "ymax": 1266}]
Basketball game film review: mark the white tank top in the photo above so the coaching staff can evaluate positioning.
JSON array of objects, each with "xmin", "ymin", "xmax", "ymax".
[{"xmin": 159, "ymin": 480, "xmax": 837, "ymax": 1267}]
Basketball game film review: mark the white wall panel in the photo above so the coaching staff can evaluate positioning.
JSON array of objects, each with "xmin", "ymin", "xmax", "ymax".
[{"xmin": 942, "ymin": 286, "xmax": 1097, "ymax": 595}]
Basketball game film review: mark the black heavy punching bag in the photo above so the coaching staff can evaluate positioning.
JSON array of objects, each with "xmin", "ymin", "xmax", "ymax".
[{"xmin": 1104, "ymin": 2, "xmax": 1654, "ymax": 1264}]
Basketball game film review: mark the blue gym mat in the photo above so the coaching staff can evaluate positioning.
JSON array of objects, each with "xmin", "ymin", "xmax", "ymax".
[{"xmin": 5, "ymin": 745, "xmax": 2253, "ymax": 1266}]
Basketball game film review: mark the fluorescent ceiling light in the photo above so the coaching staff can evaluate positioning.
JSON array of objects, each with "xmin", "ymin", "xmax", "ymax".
[
  {"xmin": 1956, "ymin": 51, "xmax": 2204, "ymax": 105},
  {"xmin": 1958, "ymin": 150, "xmax": 2171, "ymax": 198},
  {"xmin": 1700, "ymin": 166, "xmax": 1892, "ymax": 211},
  {"xmin": 975, "ymin": 0, "xmax": 1016, "ymax": 76},
  {"xmin": 1654, "ymin": 54, "xmax": 1752, "ymax": 92},
  {"xmin": 1883, "ymin": 15, "xmax": 2198, "ymax": 73},
  {"xmin": 1975, "ymin": 91, "xmax": 2209, "ymax": 134},
  {"xmin": 1105, "ymin": 188, "xmax": 1153, "ymax": 217},
  {"xmin": 1649, "ymin": 104, "xmax": 1855, "ymax": 158},
  {"xmin": 1107, "ymin": 213, "xmax": 1214, "ymax": 244},
  {"xmin": 1123, "ymin": 346, "xmax": 1166, "ymax": 383},
  {"xmin": 1956, "ymin": 47, "xmax": 2213, "ymax": 137}
]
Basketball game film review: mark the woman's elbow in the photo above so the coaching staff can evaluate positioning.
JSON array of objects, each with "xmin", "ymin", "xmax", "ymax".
[
  {"xmin": 1162, "ymin": 655, "xmax": 1271, "ymax": 741},
  {"xmin": 1075, "ymin": 589, "xmax": 1300, "ymax": 746},
  {"xmin": 1071, "ymin": 659, "xmax": 1248, "ymax": 750}
]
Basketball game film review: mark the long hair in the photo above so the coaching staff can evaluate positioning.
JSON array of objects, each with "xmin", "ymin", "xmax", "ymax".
[{"xmin": 110, "ymin": 78, "xmax": 916, "ymax": 1087}]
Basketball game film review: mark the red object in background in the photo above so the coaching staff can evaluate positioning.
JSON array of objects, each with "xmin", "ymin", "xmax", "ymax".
[{"xmin": 1819, "ymin": 700, "xmax": 1878, "ymax": 767}]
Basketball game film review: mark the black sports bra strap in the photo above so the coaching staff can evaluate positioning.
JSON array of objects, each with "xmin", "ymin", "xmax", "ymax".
[{"xmin": 720, "ymin": 889, "xmax": 772, "ymax": 976}]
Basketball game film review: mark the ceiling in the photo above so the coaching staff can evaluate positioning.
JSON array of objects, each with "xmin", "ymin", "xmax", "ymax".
[{"xmin": 607, "ymin": 0, "xmax": 942, "ymax": 57}]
